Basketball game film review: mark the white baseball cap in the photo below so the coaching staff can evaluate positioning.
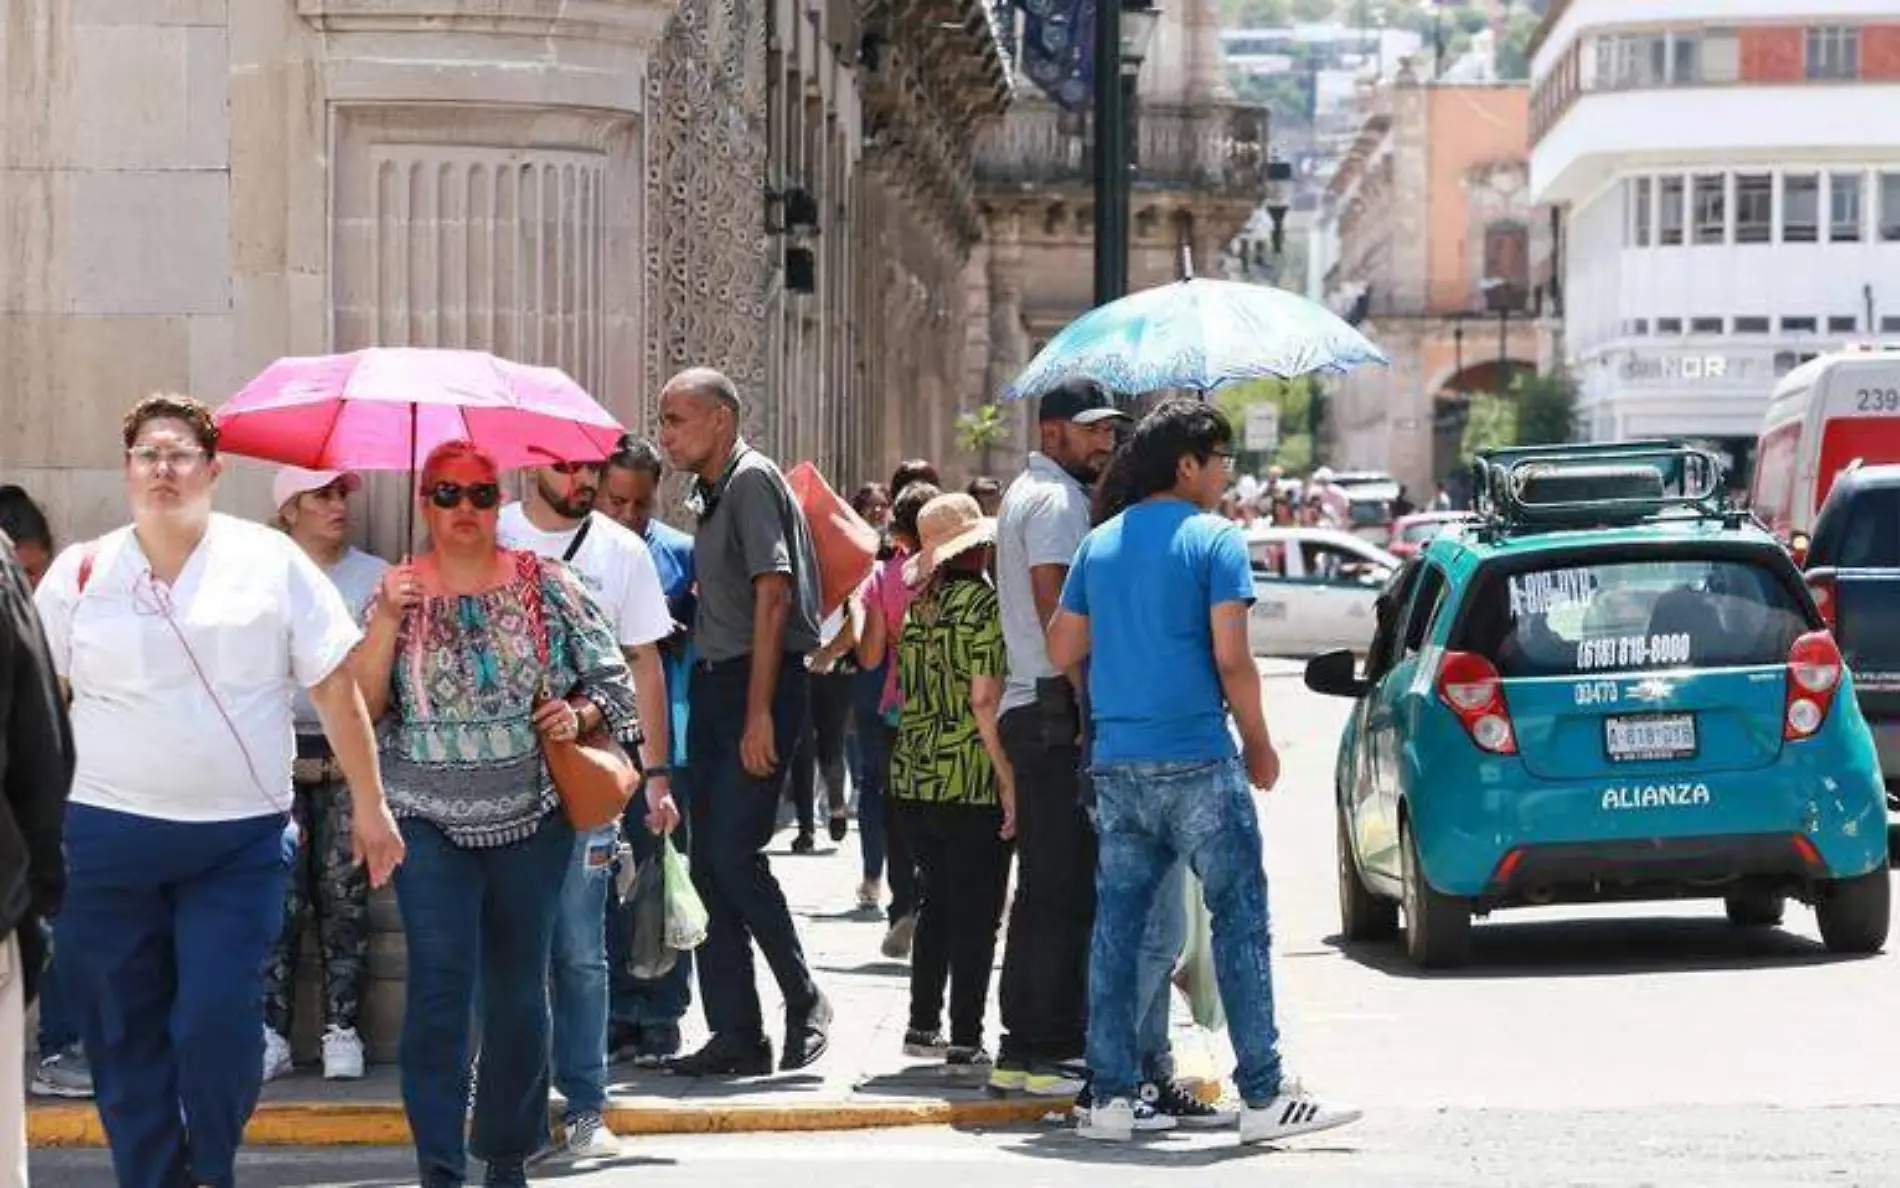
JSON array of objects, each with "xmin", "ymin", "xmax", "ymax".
[{"xmin": 273, "ymin": 466, "xmax": 362, "ymax": 511}]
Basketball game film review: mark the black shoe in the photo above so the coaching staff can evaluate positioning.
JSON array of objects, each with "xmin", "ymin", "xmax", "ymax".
[
  {"xmin": 1141, "ymin": 1078, "xmax": 1235, "ymax": 1128},
  {"xmin": 632, "ymin": 1022, "xmax": 683, "ymax": 1068},
  {"xmin": 792, "ymin": 831, "xmax": 817, "ymax": 854},
  {"xmin": 608, "ymin": 1020, "xmax": 643, "ymax": 1064},
  {"xmin": 781, "ymin": 991, "xmax": 833, "ymax": 1070},
  {"xmin": 827, "ymin": 813, "xmax": 849, "ymax": 843},
  {"xmin": 665, "ymin": 1034, "xmax": 773, "ymax": 1077},
  {"xmin": 902, "ymin": 1028, "xmax": 949, "ymax": 1059}
]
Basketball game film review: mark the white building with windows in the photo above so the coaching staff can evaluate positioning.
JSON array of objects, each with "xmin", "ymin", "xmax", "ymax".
[{"xmin": 1528, "ymin": 0, "xmax": 1900, "ymax": 479}]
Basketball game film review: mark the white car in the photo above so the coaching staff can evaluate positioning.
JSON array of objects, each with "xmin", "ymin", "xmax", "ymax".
[{"xmin": 1244, "ymin": 526, "xmax": 1400, "ymax": 657}]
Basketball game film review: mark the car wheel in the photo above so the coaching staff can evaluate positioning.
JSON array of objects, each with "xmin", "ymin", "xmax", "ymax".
[
  {"xmin": 1337, "ymin": 808, "xmax": 1398, "ymax": 942},
  {"xmin": 1815, "ymin": 867, "xmax": 1892, "ymax": 955},
  {"xmin": 1723, "ymin": 889, "xmax": 1785, "ymax": 928},
  {"xmin": 1400, "ymin": 821, "xmax": 1471, "ymax": 968}
]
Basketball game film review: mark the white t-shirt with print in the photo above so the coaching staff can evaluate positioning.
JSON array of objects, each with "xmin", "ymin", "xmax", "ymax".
[
  {"xmin": 34, "ymin": 514, "xmax": 364, "ymax": 823},
  {"xmin": 496, "ymin": 504, "xmax": 672, "ymax": 649}
]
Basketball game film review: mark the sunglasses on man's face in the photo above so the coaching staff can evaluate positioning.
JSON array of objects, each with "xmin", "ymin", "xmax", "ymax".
[{"xmin": 428, "ymin": 481, "xmax": 502, "ymax": 511}]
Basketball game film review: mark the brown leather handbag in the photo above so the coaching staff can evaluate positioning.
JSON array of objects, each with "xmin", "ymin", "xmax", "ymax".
[{"xmin": 517, "ymin": 551, "xmax": 641, "ymax": 831}]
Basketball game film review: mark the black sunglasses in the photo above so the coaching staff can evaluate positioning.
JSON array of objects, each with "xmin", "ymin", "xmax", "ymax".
[{"xmin": 428, "ymin": 481, "xmax": 502, "ymax": 511}]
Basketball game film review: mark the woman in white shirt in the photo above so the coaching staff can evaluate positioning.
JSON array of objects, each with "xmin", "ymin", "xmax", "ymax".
[{"xmin": 34, "ymin": 395, "xmax": 403, "ymax": 1188}]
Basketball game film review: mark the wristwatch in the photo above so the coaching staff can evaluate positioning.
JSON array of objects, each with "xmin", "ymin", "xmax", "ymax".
[{"xmin": 645, "ymin": 764, "xmax": 672, "ymax": 780}]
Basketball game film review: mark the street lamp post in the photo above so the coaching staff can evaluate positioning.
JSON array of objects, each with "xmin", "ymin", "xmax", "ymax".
[{"xmin": 1091, "ymin": 0, "xmax": 1161, "ymax": 307}]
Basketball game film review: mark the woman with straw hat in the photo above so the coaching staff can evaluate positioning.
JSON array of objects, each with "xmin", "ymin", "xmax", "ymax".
[{"xmin": 887, "ymin": 493, "xmax": 1017, "ymax": 1069}]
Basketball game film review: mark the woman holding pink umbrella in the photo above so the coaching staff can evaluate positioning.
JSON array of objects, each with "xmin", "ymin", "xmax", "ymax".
[{"xmin": 355, "ymin": 439, "xmax": 646, "ymax": 1188}]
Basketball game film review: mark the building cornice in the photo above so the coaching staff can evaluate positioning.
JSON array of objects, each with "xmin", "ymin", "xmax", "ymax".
[{"xmin": 297, "ymin": 0, "xmax": 678, "ymax": 46}]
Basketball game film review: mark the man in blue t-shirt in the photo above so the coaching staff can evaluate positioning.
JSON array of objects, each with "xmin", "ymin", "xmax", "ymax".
[
  {"xmin": 602, "ymin": 436, "xmax": 699, "ymax": 1065},
  {"xmin": 1047, "ymin": 399, "xmax": 1360, "ymax": 1146}
]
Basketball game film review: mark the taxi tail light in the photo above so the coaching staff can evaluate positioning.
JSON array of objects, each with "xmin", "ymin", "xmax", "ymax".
[
  {"xmin": 1783, "ymin": 630, "xmax": 1843, "ymax": 741},
  {"xmin": 1437, "ymin": 650, "xmax": 1517, "ymax": 755},
  {"xmin": 1806, "ymin": 572, "xmax": 1836, "ymax": 629}
]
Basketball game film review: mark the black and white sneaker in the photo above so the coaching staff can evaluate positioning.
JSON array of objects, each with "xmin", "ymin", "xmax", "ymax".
[
  {"xmin": 1079, "ymin": 1096, "xmax": 1177, "ymax": 1142},
  {"xmin": 1238, "ymin": 1079, "xmax": 1362, "ymax": 1145},
  {"xmin": 1141, "ymin": 1078, "xmax": 1235, "ymax": 1128},
  {"xmin": 902, "ymin": 1029, "xmax": 949, "ymax": 1059}
]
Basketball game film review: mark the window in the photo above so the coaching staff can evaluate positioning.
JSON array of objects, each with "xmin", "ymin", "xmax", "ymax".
[
  {"xmin": 1829, "ymin": 316, "xmax": 1859, "ymax": 334},
  {"xmin": 1658, "ymin": 177, "xmax": 1685, "ymax": 245},
  {"xmin": 1671, "ymin": 33, "xmax": 1701, "ymax": 83},
  {"xmin": 1884, "ymin": 316, "xmax": 1900, "ymax": 334},
  {"xmin": 1630, "ymin": 318, "xmax": 1650, "ymax": 335},
  {"xmin": 1781, "ymin": 174, "xmax": 1819, "ymax": 243},
  {"xmin": 1690, "ymin": 317, "xmax": 1725, "ymax": 334},
  {"xmin": 1657, "ymin": 317, "xmax": 1684, "ymax": 334},
  {"xmin": 1693, "ymin": 174, "xmax": 1726, "ymax": 244},
  {"xmin": 1735, "ymin": 174, "xmax": 1772, "ymax": 243},
  {"xmin": 1882, "ymin": 173, "xmax": 1900, "ymax": 242},
  {"xmin": 1775, "ymin": 351, "xmax": 1800, "ymax": 375},
  {"xmin": 1782, "ymin": 317, "xmax": 1818, "ymax": 333},
  {"xmin": 1400, "ymin": 566, "xmax": 1447, "ymax": 656},
  {"xmin": 1455, "ymin": 560, "xmax": 1808, "ymax": 678},
  {"xmin": 1483, "ymin": 222, "xmax": 1530, "ymax": 292},
  {"xmin": 1734, "ymin": 317, "xmax": 1770, "ymax": 334},
  {"xmin": 1701, "ymin": 29, "xmax": 1740, "ymax": 82},
  {"xmin": 1628, "ymin": 177, "xmax": 1652, "ymax": 246},
  {"xmin": 1596, "ymin": 33, "xmax": 1666, "ymax": 88},
  {"xmin": 1830, "ymin": 173, "xmax": 1862, "ymax": 242},
  {"xmin": 1806, "ymin": 26, "xmax": 1858, "ymax": 80}
]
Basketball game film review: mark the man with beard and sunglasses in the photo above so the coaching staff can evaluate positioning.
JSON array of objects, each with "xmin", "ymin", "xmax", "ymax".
[
  {"xmin": 497, "ymin": 458, "xmax": 674, "ymax": 1161},
  {"xmin": 989, "ymin": 379, "xmax": 1127, "ymax": 1098}
]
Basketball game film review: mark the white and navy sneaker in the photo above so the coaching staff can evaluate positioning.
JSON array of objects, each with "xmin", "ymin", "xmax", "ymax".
[
  {"xmin": 1141, "ymin": 1078, "xmax": 1235, "ymax": 1128},
  {"xmin": 1238, "ymin": 1080, "xmax": 1362, "ymax": 1145},
  {"xmin": 1078, "ymin": 1095, "xmax": 1178, "ymax": 1142}
]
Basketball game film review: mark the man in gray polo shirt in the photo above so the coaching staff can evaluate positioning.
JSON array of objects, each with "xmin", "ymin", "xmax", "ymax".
[
  {"xmin": 655, "ymin": 367, "xmax": 830, "ymax": 1078},
  {"xmin": 991, "ymin": 379, "xmax": 1126, "ymax": 1095}
]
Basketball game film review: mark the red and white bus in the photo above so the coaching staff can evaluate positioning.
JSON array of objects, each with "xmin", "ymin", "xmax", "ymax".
[{"xmin": 1750, "ymin": 347, "xmax": 1900, "ymax": 542}]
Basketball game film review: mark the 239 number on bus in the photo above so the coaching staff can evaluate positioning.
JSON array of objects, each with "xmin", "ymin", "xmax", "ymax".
[{"xmin": 1854, "ymin": 388, "xmax": 1900, "ymax": 413}]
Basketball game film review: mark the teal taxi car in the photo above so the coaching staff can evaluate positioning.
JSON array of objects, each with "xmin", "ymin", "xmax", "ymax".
[{"xmin": 1305, "ymin": 442, "xmax": 1892, "ymax": 968}]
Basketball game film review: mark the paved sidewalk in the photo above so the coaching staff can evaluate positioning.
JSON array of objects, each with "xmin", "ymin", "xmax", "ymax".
[{"xmin": 29, "ymin": 819, "xmax": 1229, "ymax": 1147}]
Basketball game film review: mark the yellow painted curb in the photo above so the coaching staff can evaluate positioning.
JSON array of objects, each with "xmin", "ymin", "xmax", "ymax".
[{"xmin": 29, "ymin": 1096, "xmax": 1064, "ymax": 1149}]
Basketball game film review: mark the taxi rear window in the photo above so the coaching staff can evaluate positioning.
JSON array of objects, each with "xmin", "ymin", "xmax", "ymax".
[{"xmin": 1454, "ymin": 558, "xmax": 1808, "ymax": 677}]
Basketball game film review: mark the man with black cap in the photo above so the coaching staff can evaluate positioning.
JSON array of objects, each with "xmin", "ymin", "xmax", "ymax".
[{"xmin": 990, "ymin": 378, "xmax": 1127, "ymax": 1097}]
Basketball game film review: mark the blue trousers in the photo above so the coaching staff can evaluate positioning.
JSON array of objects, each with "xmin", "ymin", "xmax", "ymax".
[
  {"xmin": 395, "ymin": 813, "xmax": 572, "ymax": 1186},
  {"xmin": 550, "ymin": 823, "xmax": 618, "ymax": 1117},
  {"xmin": 1087, "ymin": 759, "xmax": 1285, "ymax": 1105},
  {"xmin": 60, "ymin": 803, "xmax": 292, "ymax": 1188}
]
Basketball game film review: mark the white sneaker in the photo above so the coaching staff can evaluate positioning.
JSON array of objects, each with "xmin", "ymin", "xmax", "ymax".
[
  {"xmin": 1079, "ymin": 1096, "xmax": 1176, "ymax": 1143},
  {"xmin": 262, "ymin": 1029, "xmax": 293, "ymax": 1083},
  {"xmin": 1238, "ymin": 1081, "xmax": 1362, "ymax": 1145},
  {"xmin": 321, "ymin": 1025, "xmax": 366, "ymax": 1080},
  {"xmin": 559, "ymin": 1112, "xmax": 623, "ymax": 1160}
]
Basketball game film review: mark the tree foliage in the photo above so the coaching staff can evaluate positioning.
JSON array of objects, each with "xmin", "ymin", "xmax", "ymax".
[
  {"xmin": 954, "ymin": 403, "xmax": 1011, "ymax": 471},
  {"xmin": 1214, "ymin": 375, "xmax": 1326, "ymax": 475},
  {"xmin": 1511, "ymin": 368, "xmax": 1580, "ymax": 446},
  {"xmin": 1460, "ymin": 393, "xmax": 1517, "ymax": 460}
]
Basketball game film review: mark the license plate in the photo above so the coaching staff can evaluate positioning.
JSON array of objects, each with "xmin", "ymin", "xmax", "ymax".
[{"xmin": 1604, "ymin": 714, "xmax": 1697, "ymax": 761}]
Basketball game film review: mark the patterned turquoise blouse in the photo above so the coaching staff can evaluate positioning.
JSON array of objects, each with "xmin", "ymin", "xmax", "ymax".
[{"xmin": 375, "ymin": 553, "xmax": 639, "ymax": 848}]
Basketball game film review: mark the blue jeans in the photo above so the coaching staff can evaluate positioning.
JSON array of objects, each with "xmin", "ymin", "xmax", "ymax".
[
  {"xmin": 1087, "ymin": 758, "xmax": 1283, "ymax": 1105},
  {"xmin": 395, "ymin": 813, "xmax": 573, "ymax": 1186},
  {"xmin": 59, "ymin": 804, "xmax": 291, "ymax": 1188},
  {"xmin": 550, "ymin": 822, "xmax": 618, "ymax": 1117},
  {"xmin": 37, "ymin": 924, "xmax": 80, "ymax": 1053},
  {"xmin": 1136, "ymin": 861, "xmax": 1186, "ymax": 1082},
  {"xmin": 609, "ymin": 770, "xmax": 694, "ymax": 1029},
  {"xmin": 849, "ymin": 666, "xmax": 889, "ymax": 883}
]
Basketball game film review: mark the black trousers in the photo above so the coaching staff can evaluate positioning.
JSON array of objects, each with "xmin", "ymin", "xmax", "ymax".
[
  {"xmin": 788, "ymin": 670, "xmax": 854, "ymax": 833},
  {"xmin": 995, "ymin": 698, "xmax": 1096, "ymax": 1064},
  {"xmin": 688, "ymin": 658, "xmax": 819, "ymax": 1040},
  {"xmin": 897, "ymin": 800, "xmax": 1012, "ymax": 1048}
]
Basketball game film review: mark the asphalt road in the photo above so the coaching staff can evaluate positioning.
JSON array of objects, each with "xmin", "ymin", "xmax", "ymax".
[{"xmin": 33, "ymin": 669, "xmax": 1900, "ymax": 1185}]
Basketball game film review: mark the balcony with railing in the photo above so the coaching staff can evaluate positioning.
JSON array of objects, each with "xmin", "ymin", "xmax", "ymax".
[{"xmin": 974, "ymin": 96, "xmax": 1268, "ymax": 196}]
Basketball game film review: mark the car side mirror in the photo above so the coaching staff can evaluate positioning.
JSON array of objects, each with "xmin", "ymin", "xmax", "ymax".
[{"xmin": 1305, "ymin": 649, "xmax": 1371, "ymax": 699}]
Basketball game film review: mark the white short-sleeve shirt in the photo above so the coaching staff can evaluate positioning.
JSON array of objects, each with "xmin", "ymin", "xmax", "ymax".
[
  {"xmin": 497, "ymin": 504, "xmax": 673, "ymax": 649},
  {"xmin": 34, "ymin": 514, "xmax": 363, "ymax": 822}
]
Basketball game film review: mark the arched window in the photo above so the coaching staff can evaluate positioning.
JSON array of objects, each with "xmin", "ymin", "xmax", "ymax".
[{"xmin": 1483, "ymin": 221, "xmax": 1530, "ymax": 293}]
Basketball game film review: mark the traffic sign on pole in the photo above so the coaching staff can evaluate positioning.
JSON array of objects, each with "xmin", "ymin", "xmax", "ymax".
[{"xmin": 1244, "ymin": 403, "xmax": 1280, "ymax": 453}]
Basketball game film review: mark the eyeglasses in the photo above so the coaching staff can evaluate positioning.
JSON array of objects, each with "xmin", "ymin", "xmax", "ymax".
[
  {"xmin": 1212, "ymin": 450, "xmax": 1238, "ymax": 472},
  {"xmin": 552, "ymin": 461, "xmax": 604, "ymax": 477},
  {"xmin": 127, "ymin": 445, "xmax": 207, "ymax": 474},
  {"xmin": 428, "ymin": 481, "xmax": 502, "ymax": 511}
]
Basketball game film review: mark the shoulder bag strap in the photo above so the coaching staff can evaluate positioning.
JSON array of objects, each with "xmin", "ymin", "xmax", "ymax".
[{"xmin": 561, "ymin": 515, "xmax": 594, "ymax": 564}]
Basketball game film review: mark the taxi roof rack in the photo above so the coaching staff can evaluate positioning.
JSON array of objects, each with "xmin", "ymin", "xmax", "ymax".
[{"xmin": 1470, "ymin": 439, "xmax": 1739, "ymax": 540}]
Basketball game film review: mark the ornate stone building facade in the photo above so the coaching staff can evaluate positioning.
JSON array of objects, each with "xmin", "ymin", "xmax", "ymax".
[
  {"xmin": 966, "ymin": 0, "xmax": 1266, "ymax": 477},
  {"xmin": 1314, "ymin": 68, "xmax": 1551, "ymax": 495},
  {"xmin": 2, "ymin": 0, "xmax": 1006, "ymax": 548}
]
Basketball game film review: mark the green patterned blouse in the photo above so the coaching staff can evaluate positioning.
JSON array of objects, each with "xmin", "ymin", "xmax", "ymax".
[{"xmin": 891, "ymin": 574, "xmax": 1005, "ymax": 808}]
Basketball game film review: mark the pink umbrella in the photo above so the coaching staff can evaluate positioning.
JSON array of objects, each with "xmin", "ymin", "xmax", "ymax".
[{"xmin": 215, "ymin": 348, "xmax": 625, "ymax": 474}]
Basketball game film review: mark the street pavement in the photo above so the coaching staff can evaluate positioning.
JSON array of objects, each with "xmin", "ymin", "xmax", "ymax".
[{"xmin": 32, "ymin": 661, "xmax": 1900, "ymax": 1184}]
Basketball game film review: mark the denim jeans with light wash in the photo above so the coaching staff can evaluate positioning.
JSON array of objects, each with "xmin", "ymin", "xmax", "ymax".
[
  {"xmin": 550, "ymin": 823, "xmax": 619, "ymax": 1117},
  {"xmin": 1087, "ymin": 757, "xmax": 1283, "ymax": 1105},
  {"xmin": 1135, "ymin": 860, "xmax": 1186, "ymax": 1082}
]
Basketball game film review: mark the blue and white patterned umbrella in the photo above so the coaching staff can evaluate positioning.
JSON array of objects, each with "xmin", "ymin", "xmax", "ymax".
[{"xmin": 1003, "ymin": 278, "xmax": 1388, "ymax": 401}]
